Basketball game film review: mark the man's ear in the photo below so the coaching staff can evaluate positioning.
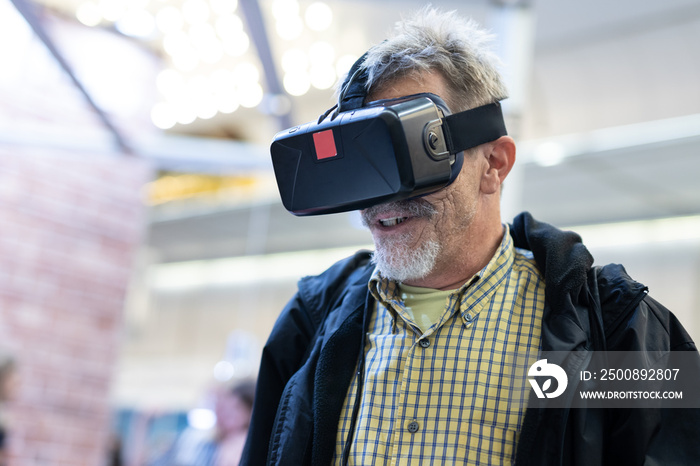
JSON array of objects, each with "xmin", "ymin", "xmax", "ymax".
[{"xmin": 481, "ymin": 136, "xmax": 516, "ymax": 195}]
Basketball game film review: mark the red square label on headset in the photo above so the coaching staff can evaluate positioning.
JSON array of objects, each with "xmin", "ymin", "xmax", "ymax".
[{"xmin": 312, "ymin": 129, "xmax": 337, "ymax": 160}]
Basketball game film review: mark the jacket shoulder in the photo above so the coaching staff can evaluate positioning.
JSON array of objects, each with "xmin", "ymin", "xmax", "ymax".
[
  {"xmin": 593, "ymin": 263, "xmax": 646, "ymax": 335},
  {"xmin": 594, "ymin": 263, "xmax": 696, "ymax": 351},
  {"xmin": 297, "ymin": 249, "xmax": 374, "ymax": 328}
]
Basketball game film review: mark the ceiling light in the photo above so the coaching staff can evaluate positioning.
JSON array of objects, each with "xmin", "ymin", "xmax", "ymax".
[
  {"xmin": 276, "ymin": 16, "xmax": 303, "ymax": 40},
  {"xmin": 211, "ymin": 69, "xmax": 238, "ymax": 108},
  {"xmin": 163, "ymin": 30, "xmax": 189, "ymax": 57},
  {"xmin": 304, "ymin": 1, "xmax": 332, "ymax": 31},
  {"xmin": 76, "ymin": 2, "xmax": 102, "ymax": 27},
  {"xmin": 271, "ymin": 0, "xmax": 299, "ymax": 20},
  {"xmin": 233, "ymin": 62, "xmax": 260, "ymax": 84},
  {"xmin": 215, "ymin": 14, "xmax": 248, "ymax": 55},
  {"xmin": 98, "ymin": 0, "xmax": 126, "ymax": 22},
  {"xmin": 238, "ymin": 82, "xmax": 264, "ymax": 108},
  {"xmin": 116, "ymin": 10, "xmax": 156, "ymax": 38},
  {"xmin": 215, "ymin": 13, "xmax": 243, "ymax": 37},
  {"xmin": 171, "ymin": 51, "xmax": 199, "ymax": 72},
  {"xmin": 189, "ymin": 23, "xmax": 224, "ymax": 64},
  {"xmin": 281, "ymin": 48, "xmax": 309, "ymax": 73},
  {"xmin": 174, "ymin": 103, "xmax": 197, "ymax": 125},
  {"xmin": 211, "ymin": 69, "xmax": 234, "ymax": 85},
  {"xmin": 156, "ymin": 6, "xmax": 184, "ymax": 34},
  {"xmin": 310, "ymin": 63, "xmax": 336, "ymax": 90},
  {"xmin": 222, "ymin": 31, "xmax": 249, "ymax": 56},
  {"xmin": 151, "ymin": 102, "xmax": 177, "ymax": 129},
  {"xmin": 173, "ymin": 75, "xmax": 218, "ymax": 120},
  {"xmin": 182, "ymin": 0, "xmax": 210, "ymax": 25},
  {"xmin": 217, "ymin": 95, "xmax": 240, "ymax": 114},
  {"xmin": 210, "ymin": 0, "xmax": 238, "ymax": 16},
  {"xmin": 199, "ymin": 42, "xmax": 224, "ymax": 64},
  {"xmin": 188, "ymin": 22, "xmax": 216, "ymax": 47},
  {"xmin": 309, "ymin": 41, "xmax": 334, "ymax": 64},
  {"xmin": 197, "ymin": 103, "xmax": 218, "ymax": 120},
  {"xmin": 156, "ymin": 68, "xmax": 185, "ymax": 96},
  {"xmin": 219, "ymin": 103, "xmax": 240, "ymax": 114},
  {"xmin": 283, "ymin": 71, "xmax": 310, "ymax": 96}
]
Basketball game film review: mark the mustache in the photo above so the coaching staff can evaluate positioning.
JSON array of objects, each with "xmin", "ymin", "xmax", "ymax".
[{"xmin": 361, "ymin": 198, "xmax": 437, "ymax": 227}]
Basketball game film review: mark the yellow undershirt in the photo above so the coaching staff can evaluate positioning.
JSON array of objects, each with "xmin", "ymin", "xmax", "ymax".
[{"xmin": 399, "ymin": 283, "xmax": 455, "ymax": 332}]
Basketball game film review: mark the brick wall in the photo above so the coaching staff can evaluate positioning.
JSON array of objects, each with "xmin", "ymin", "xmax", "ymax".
[
  {"xmin": 0, "ymin": 3, "xmax": 160, "ymax": 463},
  {"xmin": 0, "ymin": 147, "xmax": 152, "ymax": 465}
]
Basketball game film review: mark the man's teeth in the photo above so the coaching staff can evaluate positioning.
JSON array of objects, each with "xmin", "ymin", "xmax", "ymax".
[{"xmin": 379, "ymin": 217, "xmax": 408, "ymax": 227}]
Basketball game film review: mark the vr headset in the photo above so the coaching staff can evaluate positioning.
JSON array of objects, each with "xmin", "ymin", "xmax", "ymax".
[{"xmin": 270, "ymin": 58, "xmax": 508, "ymax": 216}]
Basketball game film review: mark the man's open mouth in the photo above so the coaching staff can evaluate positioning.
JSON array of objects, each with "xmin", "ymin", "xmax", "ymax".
[{"xmin": 362, "ymin": 198, "xmax": 437, "ymax": 229}]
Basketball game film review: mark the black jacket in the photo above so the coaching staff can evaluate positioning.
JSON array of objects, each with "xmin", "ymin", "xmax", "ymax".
[{"xmin": 241, "ymin": 212, "xmax": 700, "ymax": 465}]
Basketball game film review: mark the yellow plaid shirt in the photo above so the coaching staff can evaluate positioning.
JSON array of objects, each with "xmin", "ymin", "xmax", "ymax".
[{"xmin": 333, "ymin": 226, "xmax": 545, "ymax": 465}]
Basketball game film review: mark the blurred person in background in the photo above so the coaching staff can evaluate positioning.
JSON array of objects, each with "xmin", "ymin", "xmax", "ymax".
[
  {"xmin": 211, "ymin": 379, "xmax": 255, "ymax": 465},
  {"xmin": 241, "ymin": 6, "xmax": 700, "ymax": 466},
  {"xmin": 152, "ymin": 380, "xmax": 255, "ymax": 466}
]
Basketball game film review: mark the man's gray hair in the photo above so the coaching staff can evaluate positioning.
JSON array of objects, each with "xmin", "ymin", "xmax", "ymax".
[{"xmin": 349, "ymin": 7, "xmax": 508, "ymax": 112}]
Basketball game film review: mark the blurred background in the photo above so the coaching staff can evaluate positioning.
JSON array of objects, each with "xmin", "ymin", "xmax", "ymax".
[{"xmin": 0, "ymin": 0, "xmax": 699, "ymax": 464}]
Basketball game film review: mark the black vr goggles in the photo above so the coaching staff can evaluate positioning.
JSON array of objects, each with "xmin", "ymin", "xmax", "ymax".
[{"xmin": 270, "ymin": 60, "xmax": 508, "ymax": 216}]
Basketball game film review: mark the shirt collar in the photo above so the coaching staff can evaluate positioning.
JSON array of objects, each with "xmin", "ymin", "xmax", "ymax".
[
  {"xmin": 368, "ymin": 225, "xmax": 515, "ymax": 325},
  {"xmin": 457, "ymin": 225, "xmax": 515, "ymax": 325}
]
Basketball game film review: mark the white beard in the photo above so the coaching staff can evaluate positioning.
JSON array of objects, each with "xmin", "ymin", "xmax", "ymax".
[
  {"xmin": 371, "ymin": 234, "xmax": 441, "ymax": 282},
  {"xmin": 361, "ymin": 199, "xmax": 441, "ymax": 282}
]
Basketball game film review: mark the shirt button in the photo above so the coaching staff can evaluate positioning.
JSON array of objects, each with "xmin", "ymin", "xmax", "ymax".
[
  {"xmin": 407, "ymin": 420, "xmax": 420, "ymax": 433},
  {"xmin": 419, "ymin": 339, "xmax": 430, "ymax": 348}
]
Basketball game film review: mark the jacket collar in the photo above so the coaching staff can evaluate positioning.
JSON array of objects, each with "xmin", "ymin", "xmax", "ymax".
[{"xmin": 509, "ymin": 212, "xmax": 595, "ymax": 352}]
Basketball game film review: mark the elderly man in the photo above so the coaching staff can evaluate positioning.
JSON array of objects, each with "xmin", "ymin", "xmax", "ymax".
[{"xmin": 241, "ymin": 7, "xmax": 700, "ymax": 466}]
